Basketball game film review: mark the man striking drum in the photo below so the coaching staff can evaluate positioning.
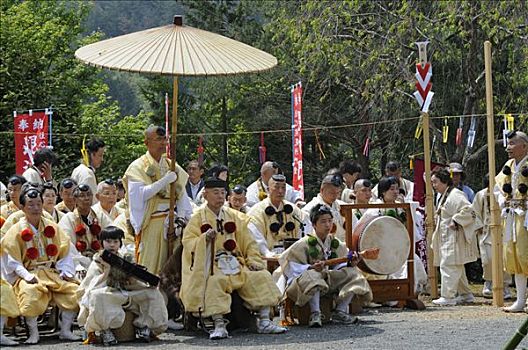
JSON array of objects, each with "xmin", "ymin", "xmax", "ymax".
[{"xmin": 279, "ymin": 204, "xmax": 373, "ymax": 327}]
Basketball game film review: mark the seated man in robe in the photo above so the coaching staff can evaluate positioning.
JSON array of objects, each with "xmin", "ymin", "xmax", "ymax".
[
  {"xmin": 92, "ymin": 179, "xmax": 124, "ymax": 222},
  {"xmin": 302, "ymin": 174, "xmax": 355, "ymax": 242},
  {"xmin": 59, "ymin": 184, "xmax": 112, "ymax": 269},
  {"xmin": 247, "ymin": 174, "xmax": 311, "ymax": 257},
  {"xmin": 180, "ymin": 178, "xmax": 287, "ymax": 340},
  {"xmin": 279, "ymin": 204, "xmax": 372, "ymax": 327},
  {"xmin": 1, "ymin": 187, "xmax": 79, "ymax": 344}
]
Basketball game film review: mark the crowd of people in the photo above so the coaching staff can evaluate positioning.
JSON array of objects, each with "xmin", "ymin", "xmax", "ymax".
[{"xmin": 0, "ymin": 125, "xmax": 526, "ymax": 346}]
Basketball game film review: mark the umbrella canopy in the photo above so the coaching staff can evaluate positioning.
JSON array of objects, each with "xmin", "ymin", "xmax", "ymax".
[
  {"xmin": 75, "ymin": 16, "xmax": 277, "ymax": 76},
  {"xmin": 74, "ymin": 16, "xmax": 278, "ymax": 254}
]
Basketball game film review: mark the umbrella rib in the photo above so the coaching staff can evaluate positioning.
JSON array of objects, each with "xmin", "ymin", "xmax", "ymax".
[
  {"xmin": 125, "ymin": 27, "xmax": 172, "ymax": 73},
  {"xmin": 92, "ymin": 28, "xmax": 168, "ymax": 71},
  {"xmin": 187, "ymin": 29, "xmax": 232, "ymax": 75},
  {"xmin": 141, "ymin": 27, "xmax": 175, "ymax": 73},
  {"xmin": 180, "ymin": 29, "xmax": 208, "ymax": 76}
]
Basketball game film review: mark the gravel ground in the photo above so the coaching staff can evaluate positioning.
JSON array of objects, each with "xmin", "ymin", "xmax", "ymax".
[{"xmin": 6, "ymin": 292, "xmax": 528, "ymax": 350}]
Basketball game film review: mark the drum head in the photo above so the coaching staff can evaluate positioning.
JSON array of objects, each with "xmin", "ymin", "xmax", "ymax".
[{"xmin": 358, "ymin": 216, "xmax": 410, "ymax": 275}]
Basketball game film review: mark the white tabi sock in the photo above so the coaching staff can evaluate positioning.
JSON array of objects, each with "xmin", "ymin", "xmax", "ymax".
[
  {"xmin": 336, "ymin": 293, "xmax": 354, "ymax": 313},
  {"xmin": 514, "ymin": 274, "xmax": 527, "ymax": 305},
  {"xmin": 308, "ymin": 291, "xmax": 321, "ymax": 313},
  {"xmin": 259, "ymin": 307, "xmax": 271, "ymax": 321}
]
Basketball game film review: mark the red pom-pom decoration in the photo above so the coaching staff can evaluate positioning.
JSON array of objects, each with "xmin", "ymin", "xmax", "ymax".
[
  {"xmin": 45, "ymin": 244, "xmax": 58, "ymax": 257},
  {"xmin": 26, "ymin": 247, "xmax": 39, "ymax": 260},
  {"xmin": 90, "ymin": 223, "xmax": 101, "ymax": 236},
  {"xmin": 224, "ymin": 221, "xmax": 236, "ymax": 234},
  {"xmin": 21, "ymin": 228, "xmax": 33, "ymax": 242},
  {"xmin": 91, "ymin": 240, "xmax": 101, "ymax": 251},
  {"xmin": 223, "ymin": 239, "xmax": 237, "ymax": 251},
  {"xmin": 43, "ymin": 225, "xmax": 55, "ymax": 238},
  {"xmin": 0, "ymin": 217, "xmax": 5, "ymax": 229},
  {"xmin": 200, "ymin": 224, "xmax": 213, "ymax": 233},
  {"xmin": 76, "ymin": 240, "xmax": 87, "ymax": 252},
  {"xmin": 75, "ymin": 224, "xmax": 86, "ymax": 236}
]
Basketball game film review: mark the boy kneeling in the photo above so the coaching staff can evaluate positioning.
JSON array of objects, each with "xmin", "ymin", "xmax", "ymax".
[
  {"xmin": 279, "ymin": 204, "xmax": 373, "ymax": 327},
  {"xmin": 77, "ymin": 226, "xmax": 167, "ymax": 346}
]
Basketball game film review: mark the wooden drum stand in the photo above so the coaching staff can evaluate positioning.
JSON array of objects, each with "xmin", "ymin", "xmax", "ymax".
[{"xmin": 341, "ymin": 203, "xmax": 425, "ymax": 310}]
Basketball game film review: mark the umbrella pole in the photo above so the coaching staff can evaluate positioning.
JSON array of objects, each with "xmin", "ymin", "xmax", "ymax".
[{"xmin": 168, "ymin": 75, "xmax": 179, "ymax": 256}]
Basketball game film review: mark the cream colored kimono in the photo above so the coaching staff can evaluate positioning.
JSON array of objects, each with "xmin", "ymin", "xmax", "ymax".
[
  {"xmin": 123, "ymin": 151, "xmax": 190, "ymax": 274},
  {"xmin": 0, "ymin": 201, "xmax": 19, "ymax": 221},
  {"xmin": 472, "ymin": 188, "xmax": 511, "ymax": 282},
  {"xmin": 432, "ymin": 187, "xmax": 483, "ymax": 267},
  {"xmin": 77, "ymin": 251, "xmax": 167, "ymax": 335},
  {"xmin": 247, "ymin": 198, "xmax": 312, "ymax": 257},
  {"xmin": 92, "ymin": 202, "xmax": 123, "ymax": 223},
  {"xmin": 180, "ymin": 206, "xmax": 281, "ymax": 318},
  {"xmin": 494, "ymin": 156, "xmax": 528, "ymax": 275},
  {"xmin": 71, "ymin": 163, "xmax": 98, "ymax": 203},
  {"xmin": 1, "ymin": 217, "xmax": 78, "ymax": 317},
  {"xmin": 279, "ymin": 233, "xmax": 372, "ymax": 307},
  {"xmin": 59, "ymin": 209, "xmax": 113, "ymax": 269}
]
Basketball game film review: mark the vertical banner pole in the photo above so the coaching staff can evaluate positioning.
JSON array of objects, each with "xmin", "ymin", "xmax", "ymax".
[{"xmin": 484, "ymin": 41, "xmax": 504, "ymax": 307}]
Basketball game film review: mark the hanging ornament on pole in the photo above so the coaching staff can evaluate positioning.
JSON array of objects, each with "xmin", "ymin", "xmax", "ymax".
[
  {"xmin": 197, "ymin": 134, "xmax": 204, "ymax": 166},
  {"xmin": 455, "ymin": 116, "xmax": 464, "ymax": 146},
  {"xmin": 362, "ymin": 127, "xmax": 371, "ymax": 158},
  {"xmin": 314, "ymin": 129, "xmax": 326, "ymax": 160},
  {"xmin": 413, "ymin": 42, "xmax": 434, "ymax": 114},
  {"xmin": 258, "ymin": 132, "xmax": 267, "ymax": 164},
  {"xmin": 442, "ymin": 117, "xmax": 449, "ymax": 143},
  {"xmin": 502, "ymin": 113, "xmax": 514, "ymax": 147},
  {"xmin": 467, "ymin": 116, "xmax": 477, "ymax": 148}
]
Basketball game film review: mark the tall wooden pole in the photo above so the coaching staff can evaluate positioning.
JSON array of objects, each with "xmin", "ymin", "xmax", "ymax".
[
  {"xmin": 423, "ymin": 112, "xmax": 438, "ymax": 298},
  {"xmin": 484, "ymin": 41, "xmax": 504, "ymax": 306},
  {"xmin": 416, "ymin": 41, "xmax": 438, "ymax": 298},
  {"xmin": 168, "ymin": 75, "xmax": 179, "ymax": 255}
]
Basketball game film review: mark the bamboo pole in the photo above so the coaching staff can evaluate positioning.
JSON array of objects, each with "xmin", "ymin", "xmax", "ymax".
[
  {"xmin": 484, "ymin": 41, "xmax": 504, "ymax": 306},
  {"xmin": 423, "ymin": 111, "xmax": 438, "ymax": 298},
  {"xmin": 168, "ymin": 76, "xmax": 179, "ymax": 256}
]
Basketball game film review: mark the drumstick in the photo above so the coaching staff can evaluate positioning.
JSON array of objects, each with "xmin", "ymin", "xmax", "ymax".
[{"xmin": 323, "ymin": 248, "xmax": 380, "ymax": 266}]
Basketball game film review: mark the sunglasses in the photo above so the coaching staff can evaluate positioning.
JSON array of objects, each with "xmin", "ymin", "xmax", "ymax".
[{"xmin": 104, "ymin": 178, "xmax": 116, "ymax": 186}]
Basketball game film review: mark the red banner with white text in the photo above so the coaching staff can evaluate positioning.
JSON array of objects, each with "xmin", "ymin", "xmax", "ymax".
[
  {"xmin": 292, "ymin": 83, "xmax": 304, "ymax": 199},
  {"xmin": 14, "ymin": 111, "xmax": 49, "ymax": 174}
]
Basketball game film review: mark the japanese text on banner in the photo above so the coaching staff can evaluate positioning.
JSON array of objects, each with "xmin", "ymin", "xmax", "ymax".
[
  {"xmin": 14, "ymin": 111, "xmax": 48, "ymax": 174},
  {"xmin": 292, "ymin": 84, "xmax": 304, "ymax": 199}
]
